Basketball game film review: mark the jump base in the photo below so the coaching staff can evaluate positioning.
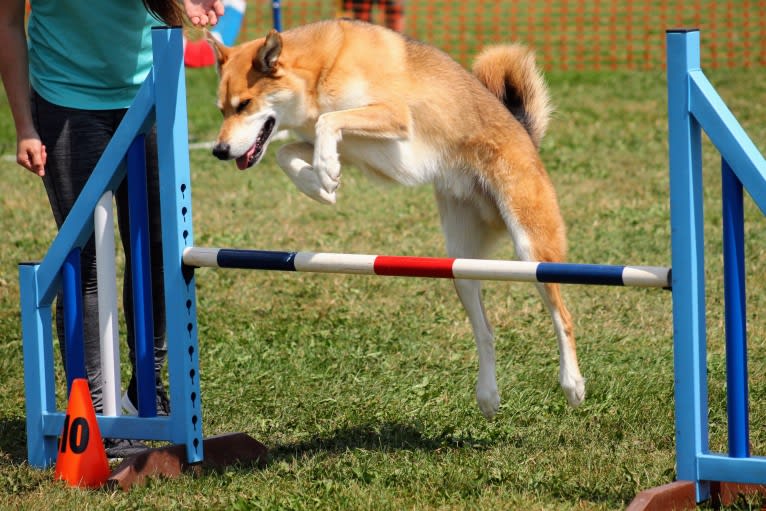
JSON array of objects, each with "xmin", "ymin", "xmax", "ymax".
[
  {"xmin": 628, "ymin": 480, "xmax": 766, "ymax": 510},
  {"xmin": 107, "ymin": 432, "xmax": 268, "ymax": 491}
]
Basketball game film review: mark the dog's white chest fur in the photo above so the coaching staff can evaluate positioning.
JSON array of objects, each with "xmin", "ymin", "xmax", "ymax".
[
  {"xmin": 331, "ymin": 78, "xmax": 371, "ymax": 111},
  {"xmin": 338, "ymin": 137, "xmax": 442, "ymax": 186}
]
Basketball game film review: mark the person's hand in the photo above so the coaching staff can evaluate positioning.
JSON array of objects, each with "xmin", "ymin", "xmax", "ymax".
[
  {"xmin": 184, "ymin": 0, "xmax": 225, "ymax": 27},
  {"xmin": 16, "ymin": 130, "xmax": 46, "ymax": 177}
]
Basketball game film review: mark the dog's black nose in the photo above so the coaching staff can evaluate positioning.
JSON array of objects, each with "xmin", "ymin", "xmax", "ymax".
[{"xmin": 212, "ymin": 143, "xmax": 230, "ymax": 160}]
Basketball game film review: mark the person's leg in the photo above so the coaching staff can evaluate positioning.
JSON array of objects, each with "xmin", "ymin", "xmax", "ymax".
[
  {"xmin": 350, "ymin": 0, "xmax": 372, "ymax": 22},
  {"xmin": 33, "ymin": 91, "xmax": 156, "ymax": 456},
  {"xmin": 383, "ymin": 0, "xmax": 405, "ymax": 32},
  {"xmin": 115, "ymin": 126, "xmax": 169, "ymax": 414},
  {"xmin": 33, "ymin": 90, "xmax": 116, "ymax": 415}
]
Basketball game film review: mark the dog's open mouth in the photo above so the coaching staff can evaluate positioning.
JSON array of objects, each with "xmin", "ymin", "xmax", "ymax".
[{"xmin": 236, "ymin": 117, "xmax": 276, "ymax": 170}]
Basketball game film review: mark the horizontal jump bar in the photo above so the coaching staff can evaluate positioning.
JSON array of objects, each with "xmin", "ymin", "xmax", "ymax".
[{"xmin": 183, "ymin": 248, "xmax": 671, "ymax": 288}]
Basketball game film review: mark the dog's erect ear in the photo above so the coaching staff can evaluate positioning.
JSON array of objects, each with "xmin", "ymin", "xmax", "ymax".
[
  {"xmin": 255, "ymin": 30, "xmax": 282, "ymax": 75},
  {"xmin": 204, "ymin": 30, "xmax": 230, "ymax": 71}
]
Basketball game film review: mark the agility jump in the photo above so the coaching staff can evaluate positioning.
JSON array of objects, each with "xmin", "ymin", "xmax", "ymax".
[{"xmin": 18, "ymin": 26, "xmax": 766, "ymax": 505}]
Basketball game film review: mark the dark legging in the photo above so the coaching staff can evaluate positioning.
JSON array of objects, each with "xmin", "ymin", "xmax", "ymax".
[{"xmin": 31, "ymin": 90, "xmax": 166, "ymax": 414}]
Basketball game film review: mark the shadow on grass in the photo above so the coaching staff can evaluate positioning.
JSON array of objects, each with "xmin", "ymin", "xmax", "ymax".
[
  {"xmin": 0, "ymin": 417, "xmax": 28, "ymax": 465},
  {"xmin": 266, "ymin": 421, "xmax": 491, "ymax": 463},
  {"xmin": 207, "ymin": 424, "xmax": 645, "ymax": 507}
]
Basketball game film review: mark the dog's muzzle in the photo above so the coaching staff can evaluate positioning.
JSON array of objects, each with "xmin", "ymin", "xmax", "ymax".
[{"xmin": 212, "ymin": 143, "xmax": 231, "ymax": 160}]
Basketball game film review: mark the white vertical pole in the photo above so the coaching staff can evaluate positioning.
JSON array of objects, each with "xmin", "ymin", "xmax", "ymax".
[{"xmin": 95, "ymin": 191, "xmax": 121, "ymax": 416}]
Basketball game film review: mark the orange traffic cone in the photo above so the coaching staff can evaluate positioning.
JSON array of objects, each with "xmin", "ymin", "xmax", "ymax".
[{"xmin": 54, "ymin": 378, "xmax": 110, "ymax": 488}]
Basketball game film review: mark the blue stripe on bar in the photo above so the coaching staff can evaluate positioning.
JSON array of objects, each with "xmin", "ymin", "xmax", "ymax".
[
  {"xmin": 536, "ymin": 263, "xmax": 626, "ymax": 286},
  {"xmin": 216, "ymin": 249, "xmax": 297, "ymax": 271}
]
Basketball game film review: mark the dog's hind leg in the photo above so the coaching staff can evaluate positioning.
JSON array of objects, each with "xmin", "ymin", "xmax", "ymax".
[
  {"xmin": 276, "ymin": 142, "xmax": 337, "ymax": 204},
  {"xmin": 493, "ymin": 178, "xmax": 586, "ymax": 408},
  {"xmin": 533, "ymin": 280, "xmax": 585, "ymax": 407},
  {"xmin": 435, "ymin": 189, "xmax": 504, "ymax": 419}
]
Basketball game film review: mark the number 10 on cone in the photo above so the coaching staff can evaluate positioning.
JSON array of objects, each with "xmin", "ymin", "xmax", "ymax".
[{"xmin": 58, "ymin": 414, "xmax": 91, "ymax": 455}]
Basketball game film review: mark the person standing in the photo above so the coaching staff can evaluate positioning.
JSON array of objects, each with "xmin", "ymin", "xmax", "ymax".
[{"xmin": 0, "ymin": 0, "xmax": 224, "ymax": 457}]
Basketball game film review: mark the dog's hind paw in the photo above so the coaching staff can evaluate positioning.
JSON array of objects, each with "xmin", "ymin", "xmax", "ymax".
[
  {"xmin": 561, "ymin": 372, "xmax": 586, "ymax": 408},
  {"xmin": 476, "ymin": 384, "xmax": 500, "ymax": 419}
]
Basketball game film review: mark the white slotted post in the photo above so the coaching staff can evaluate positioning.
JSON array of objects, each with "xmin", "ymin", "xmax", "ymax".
[{"xmin": 94, "ymin": 191, "xmax": 121, "ymax": 416}]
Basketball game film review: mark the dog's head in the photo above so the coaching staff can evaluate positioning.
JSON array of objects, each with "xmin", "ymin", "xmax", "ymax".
[{"xmin": 207, "ymin": 30, "xmax": 295, "ymax": 170}]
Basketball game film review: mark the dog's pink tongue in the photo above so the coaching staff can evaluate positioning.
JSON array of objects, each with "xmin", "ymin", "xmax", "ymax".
[{"xmin": 235, "ymin": 145, "xmax": 256, "ymax": 170}]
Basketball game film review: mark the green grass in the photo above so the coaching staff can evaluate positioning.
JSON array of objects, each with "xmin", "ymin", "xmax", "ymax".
[{"xmin": 3, "ymin": 57, "xmax": 766, "ymax": 510}]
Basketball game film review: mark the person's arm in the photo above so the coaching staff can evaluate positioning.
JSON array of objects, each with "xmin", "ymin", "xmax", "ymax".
[
  {"xmin": 0, "ymin": 0, "xmax": 46, "ymax": 176},
  {"xmin": 184, "ymin": 0, "xmax": 225, "ymax": 27}
]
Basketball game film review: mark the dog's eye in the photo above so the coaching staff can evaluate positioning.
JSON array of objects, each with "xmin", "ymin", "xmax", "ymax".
[{"xmin": 236, "ymin": 99, "xmax": 251, "ymax": 114}]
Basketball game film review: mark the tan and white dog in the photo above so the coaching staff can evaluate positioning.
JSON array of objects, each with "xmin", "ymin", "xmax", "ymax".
[{"xmin": 207, "ymin": 19, "xmax": 584, "ymax": 419}]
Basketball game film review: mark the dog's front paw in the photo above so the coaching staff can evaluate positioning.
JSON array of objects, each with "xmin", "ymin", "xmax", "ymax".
[
  {"xmin": 476, "ymin": 382, "xmax": 500, "ymax": 419},
  {"xmin": 277, "ymin": 144, "xmax": 337, "ymax": 205},
  {"xmin": 294, "ymin": 167, "xmax": 336, "ymax": 205},
  {"xmin": 314, "ymin": 117, "xmax": 342, "ymax": 194},
  {"xmin": 315, "ymin": 188, "xmax": 337, "ymax": 205},
  {"xmin": 314, "ymin": 150, "xmax": 341, "ymax": 195}
]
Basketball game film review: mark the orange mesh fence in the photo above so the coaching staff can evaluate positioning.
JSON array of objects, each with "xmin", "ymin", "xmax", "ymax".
[{"xmin": 237, "ymin": 1, "xmax": 766, "ymax": 71}]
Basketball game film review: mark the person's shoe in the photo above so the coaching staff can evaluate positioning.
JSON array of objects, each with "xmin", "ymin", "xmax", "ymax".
[
  {"xmin": 122, "ymin": 383, "xmax": 171, "ymax": 416},
  {"xmin": 104, "ymin": 438, "xmax": 149, "ymax": 459},
  {"xmin": 121, "ymin": 392, "xmax": 139, "ymax": 416},
  {"xmin": 156, "ymin": 386, "xmax": 170, "ymax": 415}
]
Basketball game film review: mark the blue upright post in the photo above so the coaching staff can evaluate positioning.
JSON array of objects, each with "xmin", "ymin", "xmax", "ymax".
[
  {"xmin": 127, "ymin": 135, "xmax": 158, "ymax": 418},
  {"xmin": 62, "ymin": 248, "xmax": 86, "ymax": 394},
  {"xmin": 272, "ymin": 0, "xmax": 282, "ymax": 31},
  {"xmin": 721, "ymin": 157, "xmax": 749, "ymax": 458},
  {"xmin": 19, "ymin": 262, "xmax": 58, "ymax": 467},
  {"xmin": 152, "ymin": 26, "xmax": 204, "ymax": 463},
  {"xmin": 666, "ymin": 29, "xmax": 710, "ymax": 502}
]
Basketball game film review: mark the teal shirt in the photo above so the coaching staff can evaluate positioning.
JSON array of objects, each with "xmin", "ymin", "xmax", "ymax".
[{"xmin": 28, "ymin": 1, "xmax": 157, "ymax": 109}]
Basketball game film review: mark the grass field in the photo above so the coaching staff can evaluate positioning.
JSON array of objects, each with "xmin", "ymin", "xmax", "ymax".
[{"xmin": 2, "ymin": 34, "xmax": 766, "ymax": 511}]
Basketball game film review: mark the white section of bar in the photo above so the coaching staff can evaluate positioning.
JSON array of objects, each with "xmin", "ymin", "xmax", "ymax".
[
  {"xmin": 452, "ymin": 259, "xmax": 541, "ymax": 281},
  {"xmin": 183, "ymin": 247, "xmax": 221, "ymax": 267},
  {"xmin": 294, "ymin": 252, "xmax": 377, "ymax": 274},
  {"xmin": 95, "ymin": 192, "xmax": 121, "ymax": 416},
  {"xmin": 621, "ymin": 266, "xmax": 672, "ymax": 288}
]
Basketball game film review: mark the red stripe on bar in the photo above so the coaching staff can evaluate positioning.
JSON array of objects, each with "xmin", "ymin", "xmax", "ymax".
[{"xmin": 373, "ymin": 256, "xmax": 455, "ymax": 278}]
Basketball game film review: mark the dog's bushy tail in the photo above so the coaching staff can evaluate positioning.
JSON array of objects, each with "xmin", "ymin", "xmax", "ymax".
[{"xmin": 472, "ymin": 44, "xmax": 552, "ymax": 149}]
